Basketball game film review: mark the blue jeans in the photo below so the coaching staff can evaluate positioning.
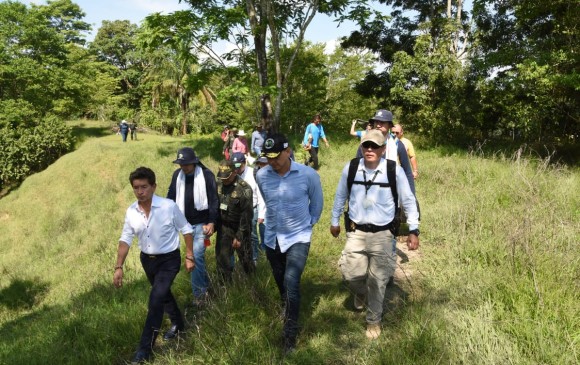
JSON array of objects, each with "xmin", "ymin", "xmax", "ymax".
[
  {"xmin": 265, "ymin": 241, "xmax": 311, "ymax": 340},
  {"xmin": 190, "ymin": 223, "xmax": 209, "ymax": 299},
  {"xmin": 251, "ymin": 208, "xmax": 260, "ymax": 262}
]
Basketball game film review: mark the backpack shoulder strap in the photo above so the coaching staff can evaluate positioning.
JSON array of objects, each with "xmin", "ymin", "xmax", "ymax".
[
  {"xmin": 386, "ymin": 159, "xmax": 398, "ymax": 210},
  {"xmin": 346, "ymin": 158, "xmax": 360, "ymax": 196}
]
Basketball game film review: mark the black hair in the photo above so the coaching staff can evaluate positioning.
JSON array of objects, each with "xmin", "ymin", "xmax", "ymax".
[{"xmin": 129, "ymin": 166, "xmax": 156, "ymax": 185}]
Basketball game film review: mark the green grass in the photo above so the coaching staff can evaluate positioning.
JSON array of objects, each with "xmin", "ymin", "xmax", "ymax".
[{"xmin": 0, "ymin": 129, "xmax": 578, "ymax": 364}]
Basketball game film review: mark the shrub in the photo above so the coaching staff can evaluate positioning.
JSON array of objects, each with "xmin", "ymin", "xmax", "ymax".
[{"xmin": 0, "ymin": 117, "xmax": 74, "ymax": 192}]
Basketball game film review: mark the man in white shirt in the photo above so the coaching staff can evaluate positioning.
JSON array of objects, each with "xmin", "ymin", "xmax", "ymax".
[
  {"xmin": 113, "ymin": 167, "xmax": 194, "ymax": 364},
  {"xmin": 232, "ymin": 152, "xmax": 265, "ymax": 264},
  {"xmin": 330, "ymin": 130, "xmax": 420, "ymax": 340}
]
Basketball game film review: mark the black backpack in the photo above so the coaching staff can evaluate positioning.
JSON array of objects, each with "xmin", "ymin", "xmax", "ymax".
[{"xmin": 343, "ymin": 158, "xmax": 400, "ymax": 236}]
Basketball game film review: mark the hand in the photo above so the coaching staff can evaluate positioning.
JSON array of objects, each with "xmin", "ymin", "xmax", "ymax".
[
  {"xmin": 407, "ymin": 234, "xmax": 420, "ymax": 250},
  {"xmin": 113, "ymin": 269, "xmax": 123, "ymax": 288},
  {"xmin": 325, "ymin": 141, "xmax": 329, "ymax": 148},
  {"xmin": 232, "ymin": 238, "xmax": 241, "ymax": 249},
  {"xmin": 203, "ymin": 223, "xmax": 215, "ymax": 236},
  {"xmin": 185, "ymin": 257, "xmax": 195, "ymax": 273},
  {"xmin": 413, "ymin": 170, "xmax": 419, "ymax": 179},
  {"xmin": 330, "ymin": 225, "xmax": 341, "ymax": 238}
]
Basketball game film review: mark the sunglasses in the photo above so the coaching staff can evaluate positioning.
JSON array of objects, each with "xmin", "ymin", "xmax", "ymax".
[{"xmin": 361, "ymin": 141, "xmax": 382, "ymax": 149}]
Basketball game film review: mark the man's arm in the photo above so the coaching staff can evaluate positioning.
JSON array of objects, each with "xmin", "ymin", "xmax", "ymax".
[
  {"xmin": 183, "ymin": 233, "xmax": 195, "ymax": 272},
  {"xmin": 397, "ymin": 142, "xmax": 415, "ymax": 195},
  {"xmin": 113, "ymin": 242, "xmax": 130, "ymax": 288},
  {"xmin": 395, "ymin": 166, "xmax": 420, "ymax": 250},
  {"xmin": 307, "ymin": 170, "xmax": 324, "ymax": 225},
  {"xmin": 204, "ymin": 169, "xmax": 219, "ymax": 236},
  {"xmin": 350, "ymin": 120, "xmax": 358, "ymax": 137},
  {"xmin": 330, "ymin": 164, "xmax": 350, "ymax": 237},
  {"xmin": 166, "ymin": 170, "xmax": 178, "ymax": 201}
]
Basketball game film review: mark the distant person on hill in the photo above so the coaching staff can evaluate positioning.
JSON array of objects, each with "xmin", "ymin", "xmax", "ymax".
[
  {"xmin": 113, "ymin": 166, "xmax": 194, "ymax": 364},
  {"xmin": 221, "ymin": 125, "xmax": 230, "ymax": 142},
  {"xmin": 302, "ymin": 114, "xmax": 329, "ymax": 170},
  {"xmin": 223, "ymin": 127, "xmax": 236, "ymax": 160},
  {"xmin": 251, "ymin": 124, "xmax": 266, "ymax": 156},
  {"xmin": 350, "ymin": 119, "xmax": 372, "ymax": 139},
  {"xmin": 392, "ymin": 124, "xmax": 418, "ymax": 179},
  {"xmin": 232, "ymin": 129, "xmax": 249, "ymax": 156},
  {"xmin": 119, "ymin": 120, "xmax": 129, "ymax": 142},
  {"xmin": 167, "ymin": 148, "xmax": 219, "ymax": 308},
  {"xmin": 129, "ymin": 121, "xmax": 137, "ymax": 141},
  {"xmin": 256, "ymin": 133, "xmax": 324, "ymax": 354},
  {"xmin": 330, "ymin": 130, "xmax": 420, "ymax": 340}
]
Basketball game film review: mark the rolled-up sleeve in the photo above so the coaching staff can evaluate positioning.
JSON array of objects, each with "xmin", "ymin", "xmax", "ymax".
[{"xmin": 119, "ymin": 210, "xmax": 135, "ymax": 246}]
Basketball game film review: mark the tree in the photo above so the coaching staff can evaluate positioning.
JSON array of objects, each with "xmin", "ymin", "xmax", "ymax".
[{"xmin": 181, "ymin": 0, "xmax": 352, "ymax": 132}]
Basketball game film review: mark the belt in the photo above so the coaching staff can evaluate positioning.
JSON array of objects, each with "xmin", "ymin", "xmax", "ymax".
[
  {"xmin": 353, "ymin": 223, "xmax": 392, "ymax": 233},
  {"xmin": 140, "ymin": 248, "xmax": 179, "ymax": 259}
]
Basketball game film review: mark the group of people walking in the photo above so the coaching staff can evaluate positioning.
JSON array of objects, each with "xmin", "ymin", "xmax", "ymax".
[{"xmin": 113, "ymin": 109, "xmax": 421, "ymax": 364}]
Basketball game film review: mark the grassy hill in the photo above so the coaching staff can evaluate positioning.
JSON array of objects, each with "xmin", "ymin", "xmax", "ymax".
[{"xmin": 0, "ymin": 124, "xmax": 578, "ymax": 364}]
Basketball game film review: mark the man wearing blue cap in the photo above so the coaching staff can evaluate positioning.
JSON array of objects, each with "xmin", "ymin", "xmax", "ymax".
[
  {"xmin": 167, "ymin": 147, "xmax": 219, "ymax": 308},
  {"xmin": 256, "ymin": 133, "xmax": 324, "ymax": 354}
]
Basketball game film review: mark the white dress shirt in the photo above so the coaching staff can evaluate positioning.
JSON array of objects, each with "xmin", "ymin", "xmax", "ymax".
[
  {"xmin": 240, "ymin": 166, "xmax": 266, "ymax": 220},
  {"xmin": 119, "ymin": 194, "xmax": 194, "ymax": 254}
]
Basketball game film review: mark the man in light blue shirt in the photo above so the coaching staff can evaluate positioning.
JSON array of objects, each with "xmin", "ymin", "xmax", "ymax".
[
  {"xmin": 302, "ymin": 114, "xmax": 329, "ymax": 170},
  {"xmin": 330, "ymin": 130, "xmax": 419, "ymax": 341},
  {"xmin": 256, "ymin": 133, "xmax": 323, "ymax": 354},
  {"xmin": 251, "ymin": 124, "xmax": 266, "ymax": 156}
]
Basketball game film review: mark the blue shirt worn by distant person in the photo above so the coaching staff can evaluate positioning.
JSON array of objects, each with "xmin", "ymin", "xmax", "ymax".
[
  {"xmin": 256, "ymin": 160, "xmax": 323, "ymax": 253},
  {"xmin": 302, "ymin": 123, "xmax": 326, "ymax": 148}
]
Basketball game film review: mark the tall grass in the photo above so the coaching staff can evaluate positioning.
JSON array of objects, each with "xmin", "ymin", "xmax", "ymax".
[{"xmin": 0, "ymin": 130, "xmax": 578, "ymax": 364}]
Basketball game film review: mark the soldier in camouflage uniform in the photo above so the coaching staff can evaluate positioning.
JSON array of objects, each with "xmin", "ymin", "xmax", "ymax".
[{"xmin": 215, "ymin": 159, "xmax": 254, "ymax": 282}]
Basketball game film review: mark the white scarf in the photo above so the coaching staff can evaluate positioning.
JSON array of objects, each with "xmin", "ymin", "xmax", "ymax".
[{"xmin": 175, "ymin": 166, "xmax": 208, "ymax": 212}]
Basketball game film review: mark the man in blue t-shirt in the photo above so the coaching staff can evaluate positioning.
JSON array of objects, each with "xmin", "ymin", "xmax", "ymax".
[{"xmin": 302, "ymin": 114, "xmax": 329, "ymax": 170}]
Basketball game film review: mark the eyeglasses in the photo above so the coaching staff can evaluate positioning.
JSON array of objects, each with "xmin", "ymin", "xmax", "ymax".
[{"xmin": 361, "ymin": 141, "xmax": 382, "ymax": 149}]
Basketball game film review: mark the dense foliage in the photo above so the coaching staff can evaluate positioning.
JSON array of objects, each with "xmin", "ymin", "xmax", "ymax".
[{"xmin": 0, "ymin": 0, "xmax": 577, "ymax": 192}]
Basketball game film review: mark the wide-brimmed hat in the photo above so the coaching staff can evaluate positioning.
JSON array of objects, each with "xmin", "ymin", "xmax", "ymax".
[
  {"xmin": 263, "ymin": 133, "xmax": 289, "ymax": 158},
  {"xmin": 361, "ymin": 130, "xmax": 385, "ymax": 146},
  {"xmin": 237, "ymin": 129, "xmax": 246, "ymax": 136},
  {"xmin": 369, "ymin": 109, "xmax": 393, "ymax": 123},
  {"xmin": 172, "ymin": 147, "xmax": 199, "ymax": 165},
  {"xmin": 217, "ymin": 160, "xmax": 235, "ymax": 179}
]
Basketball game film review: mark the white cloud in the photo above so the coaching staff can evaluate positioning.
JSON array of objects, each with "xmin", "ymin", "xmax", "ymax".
[{"xmin": 126, "ymin": 0, "xmax": 190, "ymax": 14}]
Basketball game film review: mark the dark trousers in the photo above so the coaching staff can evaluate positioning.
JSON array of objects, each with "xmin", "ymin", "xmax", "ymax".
[
  {"xmin": 138, "ymin": 249, "xmax": 183, "ymax": 352},
  {"xmin": 121, "ymin": 132, "xmax": 128, "ymax": 142},
  {"xmin": 307, "ymin": 147, "xmax": 319, "ymax": 170},
  {"xmin": 131, "ymin": 130, "xmax": 137, "ymax": 140},
  {"xmin": 215, "ymin": 224, "xmax": 254, "ymax": 282},
  {"xmin": 265, "ymin": 241, "xmax": 310, "ymax": 340}
]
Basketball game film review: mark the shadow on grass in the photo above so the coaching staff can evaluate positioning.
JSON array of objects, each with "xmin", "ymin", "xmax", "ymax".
[
  {"xmin": 0, "ymin": 278, "xmax": 50, "ymax": 311},
  {"xmin": 70, "ymin": 124, "xmax": 111, "ymax": 146}
]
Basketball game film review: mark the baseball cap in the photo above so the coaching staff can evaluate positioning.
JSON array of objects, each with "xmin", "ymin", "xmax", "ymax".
[
  {"xmin": 217, "ymin": 160, "xmax": 235, "ymax": 179},
  {"xmin": 369, "ymin": 109, "xmax": 393, "ymax": 123},
  {"xmin": 231, "ymin": 152, "xmax": 246, "ymax": 167},
  {"xmin": 172, "ymin": 147, "xmax": 199, "ymax": 165},
  {"xmin": 361, "ymin": 129, "xmax": 385, "ymax": 146},
  {"xmin": 263, "ymin": 133, "xmax": 289, "ymax": 158}
]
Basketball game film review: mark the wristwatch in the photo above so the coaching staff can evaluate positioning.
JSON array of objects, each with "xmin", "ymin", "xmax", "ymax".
[{"xmin": 408, "ymin": 229, "xmax": 420, "ymax": 237}]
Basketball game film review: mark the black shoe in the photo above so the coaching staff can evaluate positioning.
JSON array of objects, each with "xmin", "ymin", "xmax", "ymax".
[
  {"xmin": 387, "ymin": 276, "xmax": 394, "ymax": 287},
  {"xmin": 131, "ymin": 350, "xmax": 151, "ymax": 364},
  {"xmin": 283, "ymin": 336, "xmax": 296, "ymax": 355},
  {"xmin": 163, "ymin": 324, "xmax": 182, "ymax": 340}
]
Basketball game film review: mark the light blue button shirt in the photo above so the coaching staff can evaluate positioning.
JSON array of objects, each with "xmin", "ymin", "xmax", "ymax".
[
  {"xmin": 257, "ymin": 160, "xmax": 323, "ymax": 253},
  {"xmin": 120, "ymin": 194, "xmax": 194, "ymax": 254},
  {"xmin": 331, "ymin": 158, "xmax": 419, "ymax": 230}
]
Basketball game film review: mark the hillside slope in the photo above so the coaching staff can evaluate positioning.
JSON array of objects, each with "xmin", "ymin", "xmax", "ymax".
[{"xmin": 0, "ymin": 132, "xmax": 578, "ymax": 364}]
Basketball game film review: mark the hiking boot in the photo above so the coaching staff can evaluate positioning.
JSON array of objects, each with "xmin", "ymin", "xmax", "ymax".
[
  {"xmin": 131, "ymin": 349, "xmax": 151, "ymax": 364},
  {"xmin": 366, "ymin": 323, "xmax": 381, "ymax": 340},
  {"xmin": 353, "ymin": 293, "xmax": 365, "ymax": 311},
  {"xmin": 162, "ymin": 324, "xmax": 182, "ymax": 340}
]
